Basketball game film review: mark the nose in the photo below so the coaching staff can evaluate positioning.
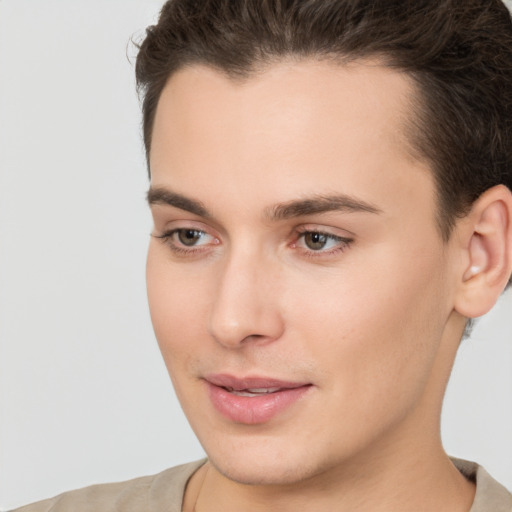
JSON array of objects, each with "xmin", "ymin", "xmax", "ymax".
[{"xmin": 208, "ymin": 248, "xmax": 285, "ymax": 349}]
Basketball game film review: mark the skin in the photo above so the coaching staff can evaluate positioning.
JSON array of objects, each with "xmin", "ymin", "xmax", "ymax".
[{"xmin": 147, "ymin": 60, "xmax": 480, "ymax": 511}]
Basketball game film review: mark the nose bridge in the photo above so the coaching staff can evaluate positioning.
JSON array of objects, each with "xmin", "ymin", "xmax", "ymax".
[{"xmin": 208, "ymin": 242, "xmax": 283, "ymax": 348}]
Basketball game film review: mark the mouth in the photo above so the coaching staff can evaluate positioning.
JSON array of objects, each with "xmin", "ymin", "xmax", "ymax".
[{"xmin": 204, "ymin": 374, "xmax": 313, "ymax": 424}]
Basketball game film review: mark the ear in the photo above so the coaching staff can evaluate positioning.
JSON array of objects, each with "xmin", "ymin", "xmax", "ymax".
[{"xmin": 454, "ymin": 185, "xmax": 512, "ymax": 319}]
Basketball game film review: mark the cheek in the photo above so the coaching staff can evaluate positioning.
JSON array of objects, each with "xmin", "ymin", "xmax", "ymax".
[
  {"xmin": 146, "ymin": 244, "xmax": 208, "ymax": 369},
  {"xmin": 286, "ymin": 242, "xmax": 449, "ymax": 409}
]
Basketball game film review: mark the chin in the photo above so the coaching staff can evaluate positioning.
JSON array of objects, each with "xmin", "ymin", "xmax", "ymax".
[
  {"xmin": 202, "ymin": 437, "xmax": 331, "ymax": 487},
  {"xmin": 210, "ymin": 456, "xmax": 313, "ymax": 486}
]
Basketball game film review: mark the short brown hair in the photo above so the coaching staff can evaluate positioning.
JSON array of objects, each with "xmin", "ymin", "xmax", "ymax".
[{"xmin": 136, "ymin": 0, "xmax": 512, "ymax": 271}]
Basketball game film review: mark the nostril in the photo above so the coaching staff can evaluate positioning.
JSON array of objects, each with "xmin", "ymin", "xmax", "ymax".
[{"xmin": 241, "ymin": 333, "xmax": 265, "ymax": 343}]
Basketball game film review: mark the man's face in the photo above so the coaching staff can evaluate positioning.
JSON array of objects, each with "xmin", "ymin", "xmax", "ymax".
[{"xmin": 147, "ymin": 60, "xmax": 462, "ymax": 485}]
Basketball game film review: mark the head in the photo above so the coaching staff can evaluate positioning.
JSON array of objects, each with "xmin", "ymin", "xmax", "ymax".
[{"xmin": 137, "ymin": 0, "xmax": 512, "ymax": 487}]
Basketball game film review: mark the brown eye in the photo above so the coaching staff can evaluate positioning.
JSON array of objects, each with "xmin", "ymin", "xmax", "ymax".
[
  {"xmin": 304, "ymin": 232, "xmax": 329, "ymax": 250},
  {"xmin": 177, "ymin": 229, "xmax": 204, "ymax": 246}
]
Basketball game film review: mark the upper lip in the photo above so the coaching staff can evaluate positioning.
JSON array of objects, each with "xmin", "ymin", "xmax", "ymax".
[{"xmin": 204, "ymin": 374, "xmax": 311, "ymax": 391}]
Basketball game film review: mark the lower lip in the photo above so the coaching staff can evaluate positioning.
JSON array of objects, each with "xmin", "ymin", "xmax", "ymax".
[{"xmin": 206, "ymin": 382, "xmax": 312, "ymax": 424}]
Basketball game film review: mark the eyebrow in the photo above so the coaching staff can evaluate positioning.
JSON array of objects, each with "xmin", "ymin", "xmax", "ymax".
[
  {"xmin": 147, "ymin": 187, "xmax": 210, "ymax": 217},
  {"xmin": 147, "ymin": 186, "xmax": 382, "ymax": 220},
  {"xmin": 266, "ymin": 194, "xmax": 382, "ymax": 220}
]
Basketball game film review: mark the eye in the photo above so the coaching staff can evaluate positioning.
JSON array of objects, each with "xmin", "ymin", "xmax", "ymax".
[
  {"xmin": 302, "ymin": 232, "xmax": 334, "ymax": 251},
  {"xmin": 294, "ymin": 229, "xmax": 353, "ymax": 255},
  {"xmin": 153, "ymin": 227, "xmax": 218, "ymax": 254},
  {"xmin": 176, "ymin": 229, "xmax": 207, "ymax": 247}
]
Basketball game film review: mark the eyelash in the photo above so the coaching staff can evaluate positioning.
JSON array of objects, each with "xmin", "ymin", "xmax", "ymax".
[{"xmin": 153, "ymin": 228, "xmax": 353, "ymax": 258}]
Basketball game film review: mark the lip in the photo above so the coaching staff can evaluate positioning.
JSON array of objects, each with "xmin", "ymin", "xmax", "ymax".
[{"xmin": 204, "ymin": 374, "xmax": 312, "ymax": 425}]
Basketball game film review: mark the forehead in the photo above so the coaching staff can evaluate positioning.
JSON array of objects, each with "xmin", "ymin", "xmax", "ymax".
[
  {"xmin": 150, "ymin": 59, "xmax": 435, "ymax": 225},
  {"xmin": 151, "ymin": 59, "xmax": 417, "ymax": 167}
]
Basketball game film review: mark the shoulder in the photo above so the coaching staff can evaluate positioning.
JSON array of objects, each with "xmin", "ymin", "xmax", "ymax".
[
  {"xmin": 451, "ymin": 458, "xmax": 512, "ymax": 512},
  {"xmin": 11, "ymin": 459, "xmax": 206, "ymax": 512}
]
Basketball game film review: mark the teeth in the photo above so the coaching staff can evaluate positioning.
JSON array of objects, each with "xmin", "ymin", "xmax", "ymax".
[
  {"xmin": 247, "ymin": 387, "xmax": 281, "ymax": 393},
  {"xmin": 229, "ymin": 387, "xmax": 281, "ymax": 397}
]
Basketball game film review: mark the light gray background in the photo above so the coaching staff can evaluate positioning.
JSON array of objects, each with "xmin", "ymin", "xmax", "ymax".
[{"xmin": 0, "ymin": 1, "xmax": 511, "ymax": 509}]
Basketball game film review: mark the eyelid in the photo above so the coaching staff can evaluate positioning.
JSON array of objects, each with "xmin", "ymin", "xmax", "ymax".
[
  {"xmin": 293, "ymin": 223, "xmax": 354, "ymax": 241},
  {"xmin": 153, "ymin": 218, "xmax": 218, "ymax": 237}
]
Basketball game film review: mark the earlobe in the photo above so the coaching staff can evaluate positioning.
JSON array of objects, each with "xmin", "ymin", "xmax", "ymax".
[{"xmin": 455, "ymin": 185, "xmax": 512, "ymax": 319}]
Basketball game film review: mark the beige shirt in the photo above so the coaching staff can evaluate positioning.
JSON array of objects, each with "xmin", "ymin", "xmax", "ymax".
[{"xmin": 12, "ymin": 458, "xmax": 512, "ymax": 512}]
